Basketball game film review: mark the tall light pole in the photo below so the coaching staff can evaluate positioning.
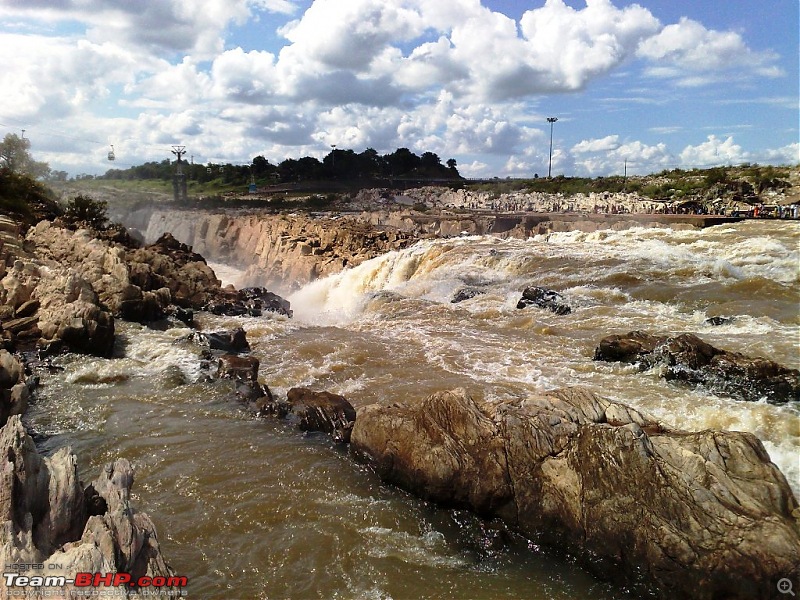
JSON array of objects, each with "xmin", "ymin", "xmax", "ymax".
[{"xmin": 547, "ymin": 117, "xmax": 558, "ymax": 178}]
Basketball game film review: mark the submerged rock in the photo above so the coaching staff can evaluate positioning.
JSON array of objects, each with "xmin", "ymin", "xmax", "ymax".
[
  {"xmin": 190, "ymin": 327, "xmax": 250, "ymax": 353},
  {"xmin": 703, "ymin": 315, "xmax": 734, "ymax": 327},
  {"xmin": 350, "ymin": 388, "xmax": 800, "ymax": 599},
  {"xmin": 0, "ymin": 416, "xmax": 179, "ymax": 598},
  {"xmin": 451, "ymin": 287, "xmax": 485, "ymax": 304},
  {"xmin": 516, "ymin": 286, "xmax": 571, "ymax": 315},
  {"xmin": 594, "ymin": 331, "xmax": 800, "ymax": 403}
]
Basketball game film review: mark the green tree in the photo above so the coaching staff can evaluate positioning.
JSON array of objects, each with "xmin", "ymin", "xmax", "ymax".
[
  {"xmin": 0, "ymin": 133, "xmax": 49, "ymax": 178},
  {"xmin": 63, "ymin": 194, "xmax": 108, "ymax": 229}
]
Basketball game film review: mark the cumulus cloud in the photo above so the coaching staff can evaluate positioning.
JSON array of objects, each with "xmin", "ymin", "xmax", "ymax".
[
  {"xmin": 0, "ymin": 0, "xmax": 791, "ymax": 177},
  {"xmin": 0, "ymin": 33, "xmax": 143, "ymax": 120},
  {"xmin": 572, "ymin": 135, "xmax": 621, "ymax": 154},
  {"xmin": 570, "ymin": 137, "xmax": 672, "ymax": 176},
  {"xmin": 679, "ymin": 135, "xmax": 748, "ymax": 167},
  {"xmin": 637, "ymin": 17, "xmax": 783, "ymax": 85},
  {"xmin": 0, "ymin": 0, "xmax": 295, "ymax": 56}
]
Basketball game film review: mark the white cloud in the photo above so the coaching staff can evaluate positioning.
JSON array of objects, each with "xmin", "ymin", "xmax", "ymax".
[
  {"xmin": 637, "ymin": 17, "xmax": 782, "ymax": 85},
  {"xmin": 0, "ymin": 34, "xmax": 143, "ymax": 120},
  {"xmin": 679, "ymin": 135, "xmax": 748, "ymax": 167},
  {"xmin": 570, "ymin": 137, "xmax": 672, "ymax": 176},
  {"xmin": 572, "ymin": 135, "xmax": 621, "ymax": 154},
  {"xmin": 0, "ymin": 0, "xmax": 295, "ymax": 57},
  {"xmin": 0, "ymin": 0, "xmax": 792, "ymax": 178},
  {"xmin": 759, "ymin": 143, "xmax": 800, "ymax": 165}
]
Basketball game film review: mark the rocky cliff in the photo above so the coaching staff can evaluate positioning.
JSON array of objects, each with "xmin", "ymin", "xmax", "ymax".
[
  {"xmin": 127, "ymin": 206, "xmax": 732, "ymax": 293},
  {"xmin": 135, "ymin": 209, "xmax": 417, "ymax": 291}
]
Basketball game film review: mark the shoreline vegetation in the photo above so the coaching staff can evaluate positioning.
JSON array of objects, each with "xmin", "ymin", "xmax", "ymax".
[
  {"xmin": 52, "ymin": 162, "xmax": 800, "ymax": 220},
  {"xmin": 0, "ymin": 167, "xmax": 798, "ymax": 599}
]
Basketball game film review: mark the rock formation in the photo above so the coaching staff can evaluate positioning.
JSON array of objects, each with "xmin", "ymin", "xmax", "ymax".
[
  {"xmin": 350, "ymin": 387, "xmax": 800, "ymax": 599},
  {"xmin": 516, "ymin": 286, "xmax": 572, "ymax": 315},
  {"xmin": 137, "ymin": 209, "xmax": 418, "ymax": 290},
  {"xmin": 0, "ymin": 219, "xmax": 291, "ymax": 356},
  {"xmin": 0, "ymin": 416, "xmax": 180, "ymax": 599},
  {"xmin": 594, "ymin": 331, "xmax": 800, "ymax": 403},
  {"xmin": 285, "ymin": 387, "xmax": 356, "ymax": 443},
  {"xmin": 0, "ymin": 351, "xmax": 31, "ymax": 428}
]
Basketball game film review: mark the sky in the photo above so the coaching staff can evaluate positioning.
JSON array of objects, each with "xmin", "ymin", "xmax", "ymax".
[{"xmin": 0, "ymin": 0, "xmax": 797, "ymax": 178}]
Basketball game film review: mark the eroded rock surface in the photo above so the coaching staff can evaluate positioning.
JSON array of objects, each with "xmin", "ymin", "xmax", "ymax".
[
  {"xmin": 350, "ymin": 388, "xmax": 800, "ymax": 599},
  {"xmin": 0, "ymin": 416, "xmax": 179, "ymax": 598},
  {"xmin": 595, "ymin": 331, "xmax": 800, "ymax": 403}
]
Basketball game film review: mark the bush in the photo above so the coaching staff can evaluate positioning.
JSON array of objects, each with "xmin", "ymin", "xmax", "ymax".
[{"xmin": 63, "ymin": 194, "xmax": 108, "ymax": 229}]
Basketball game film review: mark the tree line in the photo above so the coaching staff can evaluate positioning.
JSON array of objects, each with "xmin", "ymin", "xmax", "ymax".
[{"xmin": 102, "ymin": 147, "xmax": 461, "ymax": 185}]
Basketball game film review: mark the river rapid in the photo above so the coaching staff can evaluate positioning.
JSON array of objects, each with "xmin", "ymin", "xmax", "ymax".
[{"xmin": 25, "ymin": 220, "xmax": 799, "ymax": 599}]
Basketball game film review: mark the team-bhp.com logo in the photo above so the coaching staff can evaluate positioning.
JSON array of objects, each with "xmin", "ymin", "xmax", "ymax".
[{"xmin": 3, "ymin": 566, "xmax": 188, "ymax": 597}]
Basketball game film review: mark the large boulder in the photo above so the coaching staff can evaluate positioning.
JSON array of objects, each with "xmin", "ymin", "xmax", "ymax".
[
  {"xmin": 204, "ymin": 286, "xmax": 292, "ymax": 318},
  {"xmin": 0, "ymin": 258, "xmax": 115, "ymax": 356},
  {"xmin": 595, "ymin": 331, "xmax": 800, "ymax": 403},
  {"xmin": 350, "ymin": 388, "xmax": 800, "ymax": 599},
  {"xmin": 285, "ymin": 387, "xmax": 356, "ymax": 443},
  {"xmin": 0, "ymin": 416, "xmax": 180, "ymax": 598}
]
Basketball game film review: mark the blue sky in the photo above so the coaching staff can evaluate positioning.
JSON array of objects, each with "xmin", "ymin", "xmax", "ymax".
[{"xmin": 0, "ymin": 0, "xmax": 797, "ymax": 178}]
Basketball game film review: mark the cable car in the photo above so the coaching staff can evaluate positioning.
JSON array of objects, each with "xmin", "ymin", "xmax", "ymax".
[{"xmin": 107, "ymin": 145, "xmax": 115, "ymax": 161}]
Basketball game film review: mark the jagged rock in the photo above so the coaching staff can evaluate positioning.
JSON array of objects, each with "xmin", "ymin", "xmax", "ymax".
[
  {"xmin": 238, "ymin": 286, "xmax": 292, "ymax": 317},
  {"xmin": 350, "ymin": 388, "xmax": 800, "ymax": 600},
  {"xmin": 451, "ymin": 287, "xmax": 485, "ymax": 304},
  {"xmin": 286, "ymin": 387, "xmax": 356, "ymax": 443},
  {"xmin": 594, "ymin": 331, "xmax": 800, "ymax": 403},
  {"xmin": 0, "ymin": 416, "xmax": 179, "ymax": 599},
  {"xmin": 516, "ymin": 286, "xmax": 571, "ymax": 315},
  {"xmin": 703, "ymin": 315, "xmax": 734, "ymax": 326},
  {"xmin": 190, "ymin": 327, "xmax": 250, "ymax": 353},
  {"xmin": 0, "ymin": 351, "xmax": 31, "ymax": 428},
  {"xmin": 26, "ymin": 221, "xmax": 220, "ymax": 320},
  {"xmin": 217, "ymin": 354, "xmax": 259, "ymax": 382},
  {"xmin": 204, "ymin": 286, "xmax": 292, "ymax": 318},
  {"xmin": 168, "ymin": 305, "xmax": 195, "ymax": 327},
  {"xmin": 35, "ymin": 272, "xmax": 115, "ymax": 357}
]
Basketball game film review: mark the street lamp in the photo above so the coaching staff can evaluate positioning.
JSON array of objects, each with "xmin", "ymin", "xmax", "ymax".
[
  {"xmin": 547, "ymin": 117, "xmax": 558, "ymax": 178},
  {"xmin": 331, "ymin": 144, "xmax": 336, "ymax": 172}
]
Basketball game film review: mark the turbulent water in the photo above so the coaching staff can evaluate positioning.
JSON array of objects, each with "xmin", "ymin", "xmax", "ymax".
[{"xmin": 26, "ymin": 220, "xmax": 799, "ymax": 599}]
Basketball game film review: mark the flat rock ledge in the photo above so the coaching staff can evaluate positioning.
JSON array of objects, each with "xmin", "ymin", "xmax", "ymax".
[
  {"xmin": 350, "ymin": 387, "xmax": 800, "ymax": 599},
  {"xmin": 0, "ymin": 416, "xmax": 179, "ymax": 599}
]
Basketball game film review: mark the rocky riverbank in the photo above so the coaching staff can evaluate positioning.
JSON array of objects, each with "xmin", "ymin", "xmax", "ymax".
[
  {"xmin": 0, "ymin": 212, "xmax": 295, "ymax": 597},
  {"xmin": 3, "ymin": 202, "xmax": 798, "ymax": 599}
]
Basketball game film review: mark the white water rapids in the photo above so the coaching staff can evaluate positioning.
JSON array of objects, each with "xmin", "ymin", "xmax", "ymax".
[{"xmin": 26, "ymin": 219, "xmax": 799, "ymax": 599}]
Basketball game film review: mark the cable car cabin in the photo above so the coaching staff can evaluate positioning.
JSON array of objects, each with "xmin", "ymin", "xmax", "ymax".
[{"xmin": 107, "ymin": 146, "xmax": 115, "ymax": 161}]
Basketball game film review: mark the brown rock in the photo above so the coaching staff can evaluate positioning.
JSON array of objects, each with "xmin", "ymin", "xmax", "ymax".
[
  {"xmin": 286, "ymin": 387, "xmax": 356, "ymax": 443},
  {"xmin": 350, "ymin": 388, "xmax": 800, "ymax": 599},
  {"xmin": 594, "ymin": 331, "xmax": 800, "ymax": 403}
]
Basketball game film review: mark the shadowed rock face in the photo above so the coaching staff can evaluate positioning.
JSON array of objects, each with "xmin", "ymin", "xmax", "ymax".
[
  {"xmin": 0, "ymin": 416, "xmax": 178, "ymax": 598},
  {"xmin": 350, "ymin": 388, "xmax": 800, "ymax": 599},
  {"xmin": 285, "ymin": 388, "xmax": 357, "ymax": 443},
  {"xmin": 516, "ymin": 286, "xmax": 571, "ymax": 315},
  {"xmin": 594, "ymin": 331, "xmax": 800, "ymax": 403}
]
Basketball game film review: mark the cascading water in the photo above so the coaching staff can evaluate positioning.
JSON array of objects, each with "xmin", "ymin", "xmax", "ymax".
[{"xmin": 27, "ymin": 219, "xmax": 799, "ymax": 599}]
